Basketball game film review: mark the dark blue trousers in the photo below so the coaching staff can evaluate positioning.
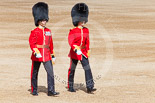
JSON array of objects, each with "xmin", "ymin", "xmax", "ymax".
[
  {"xmin": 31, "ymin": 60, "xmax": 55, "ymax": 93},
  {"xmin": 68, "ymin": 56, "xmax": 94, "ymax": 89}
]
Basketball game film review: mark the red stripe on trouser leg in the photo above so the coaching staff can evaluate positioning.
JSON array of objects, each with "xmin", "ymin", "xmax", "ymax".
[
  {"xmin": 68, "ymin": 59, "xmax": 72, "ymax": 88},
  {"xmin": 31, "ymin": 61, "xmax": 34, "ymax": 93}
]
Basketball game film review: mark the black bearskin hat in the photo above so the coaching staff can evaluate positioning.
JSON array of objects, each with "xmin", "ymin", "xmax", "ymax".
[
  {"xmin": 32, "ymin": 2, "xmax": 49, "ymax": 26},
  {"xmin": 71, "ymin": 3, "xmax": 89, "ymax": 26}
]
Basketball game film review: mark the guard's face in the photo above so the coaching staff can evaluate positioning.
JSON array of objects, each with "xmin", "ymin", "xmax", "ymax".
[
  {"xmin": 39, "ymin": 20, "xmax": 47, "ymax": 27},
  {"xmin": 81, "ymin": 21, "xmax": 85, "ymax": 26},
  {"xmin": 78, "ymin": 21, "xmax": 85, "ymax": 26}
]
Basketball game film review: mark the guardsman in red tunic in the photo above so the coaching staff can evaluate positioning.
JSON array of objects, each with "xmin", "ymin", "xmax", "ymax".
[
  {"xmin": 68, "ymin": 3, "xmax": 97, "ymax": 93},
  {"xmin": 29, "ymin": 2, "xmax": 59, "ymax": 96}
]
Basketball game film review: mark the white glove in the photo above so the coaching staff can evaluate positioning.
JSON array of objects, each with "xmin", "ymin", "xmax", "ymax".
[
  {"xmin": 35, "ymin": 53, "xmax": 42, "ymax": 58},
  {"xmin": 76, "ymin": 50, "xmax": 82, "ymax": 55},
  {"xmin": 33, "ymin": 48, "xmax": 42, "ymax": 58},
  {"xmin": 52, "ymin": 57, "xmax": 56, "ymax": 62},
  {"xmin": 51, "ymin": 56, "xmax": 56, "ymax": 64}
]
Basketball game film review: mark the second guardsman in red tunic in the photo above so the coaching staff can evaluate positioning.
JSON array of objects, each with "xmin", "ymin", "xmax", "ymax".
[{"xmin": 67, "ymin": 3, "xmax": 97, "ymax": 93}]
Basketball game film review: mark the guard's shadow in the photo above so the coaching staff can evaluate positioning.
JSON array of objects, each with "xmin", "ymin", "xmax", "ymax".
[
  {"xmin": 66, "ymin": 83, "xmax": 87, "ymax": 93},
  {"xmin": 28, "ymin": 86, "xmax": 47, "ymax": 94}
]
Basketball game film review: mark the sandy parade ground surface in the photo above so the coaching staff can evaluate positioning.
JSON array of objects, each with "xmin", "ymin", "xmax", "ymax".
[{"xmin": 0, "ymin": 0, "xmax": 155, "ymax": 103}]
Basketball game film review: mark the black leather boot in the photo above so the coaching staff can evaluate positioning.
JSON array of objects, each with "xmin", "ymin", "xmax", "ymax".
[
  {"xmin": 48, "ymin": 91, "xmax": 59, "ymax": 96},
  {"xmin": 87, "ymin": 88, "xmax": 97, "ymax": 93},
  {"xmin": 68, "ymin": 88, "xmax": 76, "ymax": 92},
  {"xmin": 32, "ymin": 91, "xmax": 38, "ymax": 96}
]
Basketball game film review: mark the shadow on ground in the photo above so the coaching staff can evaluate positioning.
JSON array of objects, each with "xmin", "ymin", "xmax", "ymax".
[
  {"xmin": 65, "ymin": 83, "xmax": 88, "ymax": 93},
  {"xmin": 28, "ymin": 86, "xmax": 47, "ymax": 94}
]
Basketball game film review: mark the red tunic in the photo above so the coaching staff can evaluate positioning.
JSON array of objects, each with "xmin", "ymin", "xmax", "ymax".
[
  {"xmin": 68, "ymin": 27, "xmax": 90, "ymax": 60},
  {"xmin": 29, "ymin": 27, "xmax": 54, "ymax": 62}
]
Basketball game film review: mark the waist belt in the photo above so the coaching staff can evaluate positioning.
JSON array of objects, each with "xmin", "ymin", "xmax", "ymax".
[
  {"xmin": 36, "ymin": 45, "xmax": 49, "ymax": 48},
  {"xmin": 80, "ymin": 45, "xmax": 86, "ymax": 49}
]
